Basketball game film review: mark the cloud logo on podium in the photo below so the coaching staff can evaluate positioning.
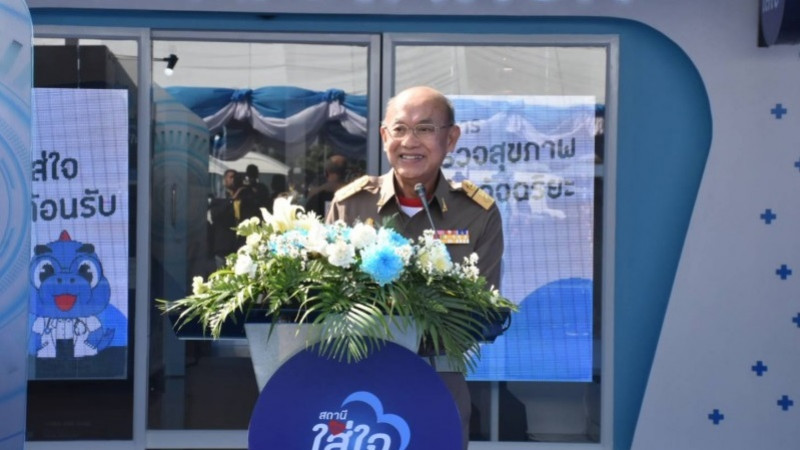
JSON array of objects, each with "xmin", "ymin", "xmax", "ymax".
[
  {"xmin": 312, "ymin": 390, "xmax": 411, "ymax": 450},
  {"xmin": 248, "ymin": 342, "xmax": 462, "ymax": 450}
]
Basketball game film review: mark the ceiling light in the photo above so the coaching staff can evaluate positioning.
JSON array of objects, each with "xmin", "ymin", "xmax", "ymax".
[{"xmin": 159, "ymin": 54, "xmax": 179, "ymax": 76}]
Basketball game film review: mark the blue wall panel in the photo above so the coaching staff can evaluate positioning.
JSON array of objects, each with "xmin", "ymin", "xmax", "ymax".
[{"xmin": 0, "ymin": 0, "xmax": 31, "ymax": 448}]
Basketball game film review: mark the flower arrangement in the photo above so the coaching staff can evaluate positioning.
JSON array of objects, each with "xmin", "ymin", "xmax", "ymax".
[{"xmin": 162, "ymin": 198, "xmax": 515, "ymax": 373}]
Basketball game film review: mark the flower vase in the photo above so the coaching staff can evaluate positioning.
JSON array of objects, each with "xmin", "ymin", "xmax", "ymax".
[{"xmin": 244, "ymin": 317, "xmax": 420, "ymax": 391}]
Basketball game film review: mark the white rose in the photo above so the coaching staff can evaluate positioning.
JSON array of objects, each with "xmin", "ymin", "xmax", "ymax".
[
  {"xmin": 305, "ymin": 222, "xmax": 329, "ymax": 254},
  {"xmin": 233, "ymin": 254, "xmax": 257, "ymax": 278},
  {"xmin": 326, "ymin": 240, "xmax": 356, "ymax": 268},
  {"xmin": 349, "ymin": 223, "xmax": 377, "ymax": 249}
]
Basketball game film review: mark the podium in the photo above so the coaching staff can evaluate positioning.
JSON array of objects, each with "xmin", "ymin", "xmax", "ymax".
[
  {"xmin": 169, "ymin": 309, "xmax": 510, "ymax": 449},
  {"xmin": 248, "ymin": 340, "xmax": 462, "ymax": 450}
]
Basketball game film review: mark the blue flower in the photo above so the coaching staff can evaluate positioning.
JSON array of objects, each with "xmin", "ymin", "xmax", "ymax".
[
  {"xmin": 326, "ymin": 224, "xmax": 348, "ymax": 243},
  {"xmin": 268, "ymin": 239, "xmax": 281, "ymax": 255},
  {"xmin": 340, "ymin": 227, "xmax": 351, "ymax": 242},
  {"xmin": 269, "ymin": 229, "xmax": 307, "ymax": 256},
  {"xmin": 377, "ymin": 228, "xmax": 410, "ymax": 247},
  {"xmin": 360, "ymin": 244, "xmax": 405, "ymax": 286}
]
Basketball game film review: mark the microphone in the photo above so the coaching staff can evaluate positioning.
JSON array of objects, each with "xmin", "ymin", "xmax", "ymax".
[{"xmin": 414, "ymin": 183, "xmax": 437, "ymax": 231}]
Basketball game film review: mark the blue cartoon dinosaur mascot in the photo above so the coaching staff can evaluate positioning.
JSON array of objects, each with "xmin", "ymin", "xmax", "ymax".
[{"xmin": 29, "ymin": 230, "xmax": 116, "ymax": 358}]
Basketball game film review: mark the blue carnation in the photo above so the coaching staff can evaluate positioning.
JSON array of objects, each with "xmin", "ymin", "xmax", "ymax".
[
  {"xmin": 360, "ymin": 244, "xmax": 405, "ymax": 286},
  {"xmin": 377, "ymin": 228, "xmax": 410, "ymax": 248}
]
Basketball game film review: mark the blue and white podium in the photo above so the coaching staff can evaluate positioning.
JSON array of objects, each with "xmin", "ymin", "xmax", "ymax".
[
  {"xmin": 170, "ymin": 307, "xmax": 510, "ymax": 449},
  {"xmin": 248, "ymin": 340, "xmax": 462, "ymax": 450}
]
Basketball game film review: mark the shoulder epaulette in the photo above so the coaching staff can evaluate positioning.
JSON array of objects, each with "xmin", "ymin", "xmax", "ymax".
[
  {"xmin": 333, "ymin": 175, "xmax": 371, "ymax": 202},
  {"xmin": 460, "ymin": 180, "xmax": 495, "ymax": 210}
]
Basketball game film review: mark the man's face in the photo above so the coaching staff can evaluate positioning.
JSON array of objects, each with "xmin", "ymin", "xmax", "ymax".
[
  {"xmin": 223, "ymin": 171, "xmax": 236, "ymax": 190},
  {"xmin": 381, "ymin": 88, "xmax": 460, "ymax": 193}
]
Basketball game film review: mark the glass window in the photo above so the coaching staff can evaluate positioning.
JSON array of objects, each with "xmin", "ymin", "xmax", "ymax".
[
  {"xmin": 148, "ymin": 37, "xmax": 374, "ymax": 432},
  {"xmin": 27, "ymin": 36, "xmax": 139, "ymax": 440},
  {"xmin": 387, "ymin": 36, "xmax": 611, "ymax": 444},
  {"xmin": 25, "ymin": 29, "xmax": 613, "ymax": 449}
]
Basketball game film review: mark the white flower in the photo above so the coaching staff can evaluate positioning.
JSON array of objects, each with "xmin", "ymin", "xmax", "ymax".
[
  {"xmin": 395, "ymin": 244, "xmax": 414, "ymax": 265},
  {"xmin": 246, "ymin": 232, "xmax": 261, "ymax": 247},
  {"xmin": 326, "ymin": 240, "xmax": 356, "ymax": 268},
  {"xmin": 243, "ymin": 232, "xmax": 263, "ymax": 254},
  {"xmin": 304, "ymin": 222, "xmax": 329, "ymax": 254},
  {"xmin": 459, "ymin": 253, "xmax": 481, "ymax": 280},
  {"xmin": 417, "ymin": 240, "xmax": 453, "ymax": 274},
  {"xmin": 349, "ymin": 222, "xmax": 377, "ymax": 249},
  {"xmin": 420, "ymin": 229, "xmax": 437, "ymax": 245},
  {"xmin": 468, "ymin": 253, "xmax": 479, "ymax": 265},
  {"xmin": 191, "ymin": 276, "xmax": 208, "ymax": 295},
  {"xmin": 237, "ymin": 216, "xmax": 261, "ymax": 236},
  {"xmin": 233, "ymin": 253, "xmax": 257, "ymax": 278},
  {"xmin": 294, "ymin": 212, "xmax": 321, "ymax": 232},
  {"xmin": 488, "ymin": 286, "xmax": 503, "ymax": 305},
  {"xmin": 261, "ymin": 197, "xmax": 302, "ymax": 232}
]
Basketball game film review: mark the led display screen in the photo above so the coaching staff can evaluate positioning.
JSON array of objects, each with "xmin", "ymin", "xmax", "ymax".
[
  {"xmin": 448, "ymin": 95, "xmax": 597, "ymax": 382},
  {"xmin": 29, "ymin": 88, "xmax": 129, "ymax": 380}
]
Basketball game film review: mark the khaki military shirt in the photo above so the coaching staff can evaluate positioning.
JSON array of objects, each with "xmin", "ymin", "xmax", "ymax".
[{"xmin": 326, "ymin": 170, "xmax": 503, "ymax": 289}]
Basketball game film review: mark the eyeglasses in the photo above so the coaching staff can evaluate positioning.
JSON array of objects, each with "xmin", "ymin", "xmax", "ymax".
[{"xmin": 382, "ymin": 123, "xmax": 453, "ymax": 140}]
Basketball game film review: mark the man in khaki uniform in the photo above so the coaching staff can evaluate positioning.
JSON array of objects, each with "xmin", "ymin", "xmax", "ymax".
[{"xmin": 326, "ymin": 86, "xmax": 503, "ymax": 449}]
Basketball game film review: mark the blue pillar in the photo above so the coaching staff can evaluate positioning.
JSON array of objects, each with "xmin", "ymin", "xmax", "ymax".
[{"xmin": 0, "ymin": 0, "xmax": 32, "ymax": 448}]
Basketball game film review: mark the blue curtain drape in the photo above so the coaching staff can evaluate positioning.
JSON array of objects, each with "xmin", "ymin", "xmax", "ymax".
[{"xmin": 165, "ymin": 86, "xmax": 368, "ymax": 161}]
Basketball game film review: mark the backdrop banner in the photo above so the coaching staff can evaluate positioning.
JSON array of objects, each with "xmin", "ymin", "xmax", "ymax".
[
  {"xmin": 447, "ymin": 95, "xmax": 597, "ymax": 381},
  {"xmin": 28, "ymin": 88, "xmax": 129, "ymax": 379}
]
